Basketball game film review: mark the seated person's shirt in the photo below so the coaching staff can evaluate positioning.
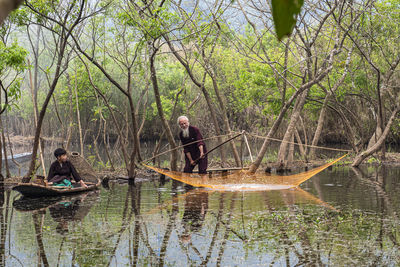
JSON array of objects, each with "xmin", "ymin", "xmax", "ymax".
[{"xmin": 47, "ymin": 160, "xmax": 82, "ymax": 183}]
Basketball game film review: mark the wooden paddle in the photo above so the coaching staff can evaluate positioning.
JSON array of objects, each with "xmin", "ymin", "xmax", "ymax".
[{"xmin": 192, "ymin": 131, "xmax": 244, "ymax": 165}]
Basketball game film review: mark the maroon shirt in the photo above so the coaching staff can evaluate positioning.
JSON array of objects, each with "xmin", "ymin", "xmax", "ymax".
[
  {"xmin": 47, "ymin": 160, "xmax": 82, "ymax": 182},
  {"xmin": 179, "ymin": 126, "xmax": 207, "ymax": 158}
]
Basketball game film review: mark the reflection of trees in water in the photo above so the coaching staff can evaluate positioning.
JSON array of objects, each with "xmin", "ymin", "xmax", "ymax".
[
  {"xmin": 32, "ymin": 213, "xmax": 49, "ymax": 267},
  {"xmin": 234, "ymin": 179, "xmax": 400, "ymax": 265},
  {"xmin": 7, "ymin": 169, "xmax": 400, "ymax": 266},
  {"xmin": 0, "ymin": 186, "xmax": 25, "ymax": 266},
  {"xmin": 12, "ymin": 191, "xmax": 100, "ymax": 266},
  {"xmin": 149, "ymin": 182, "xmax": 400, "ymax": 266}
]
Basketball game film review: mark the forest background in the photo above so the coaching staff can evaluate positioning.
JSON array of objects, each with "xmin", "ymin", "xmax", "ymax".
[{"xmin": 1, "ymin": 0, "xmax": 400, "ymax": 180}]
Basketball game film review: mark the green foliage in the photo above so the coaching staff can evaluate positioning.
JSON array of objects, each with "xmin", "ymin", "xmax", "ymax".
[
  {"xmin": 149, "ymin": 62, "xmax": 186, "ymax": 119},
  {"xmin": 366, "ymin": 156, "xmax": 381, "ymax": 164},
  {"xmin": 0, "ymin": 40, "xmax": 28, "ymax": 111},
  {"xmin": 0, "ymin": 41, "xmax": 27, "ymax": 74}
]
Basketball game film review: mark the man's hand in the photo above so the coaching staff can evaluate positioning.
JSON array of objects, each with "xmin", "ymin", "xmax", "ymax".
[
  {"xmin": 80, "ymin": 180, "xmax": 88, "ymax": 188},
  {"xmin": 190, "ymin": 160, "xmax": 196, "ymax": 166},
  {"xmin": 199, "ymin": 145, "xmax": 205, "ymax": 159}
]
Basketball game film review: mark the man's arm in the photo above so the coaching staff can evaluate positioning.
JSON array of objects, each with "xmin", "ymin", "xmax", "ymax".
[
  {"xmin": 194, "ymin": 127, "xmax": 205, "ymax": 158},
  {"xmin": 69, "ymin": 162, "xmax": 87, "ymax": 187},
  {"xmin": 47, "ymin": 162, "xmax": 56, "ymax": 180},
  {"xmin": 186, "ymin": 152, "xmax": 195, "ymax": 165},
  {"xmin": 199, "ymin": 145, "xmax": 204, "ymax": 158}
]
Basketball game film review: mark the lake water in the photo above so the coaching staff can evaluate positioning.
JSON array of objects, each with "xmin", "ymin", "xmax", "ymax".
[{"xmin": 2, "ymin": 165, "xmax": 400, "ymax": 266}]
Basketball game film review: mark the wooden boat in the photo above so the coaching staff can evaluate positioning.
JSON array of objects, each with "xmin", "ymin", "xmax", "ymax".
[{"xmin": 12, "ymin": 179, "xmax": 101, "ymax": 198}]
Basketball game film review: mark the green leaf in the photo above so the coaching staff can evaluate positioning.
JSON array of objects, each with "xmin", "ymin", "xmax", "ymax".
[{"xmin": 271, "ymin": 0, "xmax": 304, "ymax": 40}]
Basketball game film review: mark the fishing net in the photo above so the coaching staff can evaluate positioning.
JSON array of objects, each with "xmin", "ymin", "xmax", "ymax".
[
  {"xmin": 144, "ymin": 154, "xmax": 347, "ymax": 191},
  {"xmin": 68, "ymin": 152, "xmax": 98, "ymax": 183}
]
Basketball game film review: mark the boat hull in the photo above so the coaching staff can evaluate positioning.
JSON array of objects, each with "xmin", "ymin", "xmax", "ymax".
[{"xmin": 12, "ymin": 180, "xmax": 101, "ymax": 198}]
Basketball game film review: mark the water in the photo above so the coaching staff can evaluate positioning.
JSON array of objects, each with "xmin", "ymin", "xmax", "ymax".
[{"xmin": 2, "ymin": 165, "xmax": 400, "ymax": 266}]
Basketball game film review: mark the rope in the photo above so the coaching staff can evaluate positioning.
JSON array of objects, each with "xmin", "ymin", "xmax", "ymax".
[
  {"xmin": 140, "ymin": 132, "xmax": 238, "ymax": 163},
  {"xmin": 236, "ymin": 131, "xmax": 352, "ymax": 153},
  {"xmin": 141, "ymin": 130, "xmax": 352, "ymax": 164}
]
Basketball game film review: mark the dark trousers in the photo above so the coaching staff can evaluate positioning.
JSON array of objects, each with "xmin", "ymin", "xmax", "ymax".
[
  {"xmin": 184, "ymin": 156, "xmax": 208, "ymax": 174},
  {"xmin": 48, "ymin": 175, "xmax": 70, "ymax": 184}
]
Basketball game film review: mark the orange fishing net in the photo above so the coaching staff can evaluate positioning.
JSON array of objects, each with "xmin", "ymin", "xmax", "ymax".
[{"xmin": 144, "ymin": 154, "xmax": 347, "ymax": 191}]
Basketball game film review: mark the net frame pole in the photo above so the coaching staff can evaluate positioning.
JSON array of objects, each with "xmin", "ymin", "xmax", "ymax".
[{"xmin": 243, "ymin": 133, "xmax": 254, "ymax": 163}]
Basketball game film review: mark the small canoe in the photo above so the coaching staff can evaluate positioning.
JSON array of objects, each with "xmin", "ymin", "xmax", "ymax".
[{"xmin": 12, "ymin": 179, "xmax": 101, "ymax": 198}]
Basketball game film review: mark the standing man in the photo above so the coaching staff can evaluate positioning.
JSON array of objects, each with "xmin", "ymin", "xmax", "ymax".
[{"xmin": 178, "ymin": 116, "xmax": 208, "ymax": 174}]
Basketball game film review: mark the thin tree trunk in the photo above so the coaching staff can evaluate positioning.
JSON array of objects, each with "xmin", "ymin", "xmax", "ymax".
[
  {"xmin": 148, "ymin": 43, "xmax": 178, "ymax": 171},
  {"xmin": 287, "ymin": 133, "xmax": 295, "ymax": 163},
  {"xmin": 198, "ymin": 72, "xmax": 226, "ymax": 166},
  {"xmin": 65, "ymin": 73, "xmax": 74, "ymax": 151},
  {"xmin": 309, "ymin": 93, "xmax": 330, "ymax": 159},
  {"xmin": 352, "ymin": 104, "xmax": 400, "ymax": 167},
  {"xmin": 27, "ymin": 59, "xmax": 46, "ymax": 176},
  {"xmin": 103, "ymin": 120, "xmax": 115, "ymax": 171},
  {"xmin": 209, "ymin": 70, "xmax": 241, "ymax": 166},
  {"xmin": 5, "ymin": 114, "xmax": 21, "ymax": 176},
  {"xmin": 278, "ymin": 88, "xmax": 309, "ymax": 164},
  {"xmin": 295, "ymin": 128, "xmax": 307, "ymax": 161},
  {"xmin": 74, "ymin": 70, "xmax": 84, "ymax": 157},
  {"xmin": 77, "ymin": 56, "xmax": 130, "ymax": 168},
  {"xmin": 126, "ymin": 67, "xmax": 142, "ymax": 164},
  {"xmin": 0, "ymin": 135, "xmax": 2, "ymax": 181},
  {"xmin": 25, "ymin": 1, "xmax": 85, "ymax": 180},
  {"xmin": 249, "ymin": 63, "xmax": 333, "ymax": 173},
  {"xmin": 0, "ymin": 124, "xmax": 8, "ymax": 178},
  {"xmin": 71, "ymin": 32, "xmax": 142, "ymax": 177}
]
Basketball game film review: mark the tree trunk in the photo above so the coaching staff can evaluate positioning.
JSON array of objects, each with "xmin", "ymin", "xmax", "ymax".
[
  {"xmin": 24, "ymin": 1, "xmax": 85, "ymax": 181},
  {"xmin": 164, "ymin": 36, "xmax": 230, "ymax": 167},
  {"xmin": 352, "ymin": 105, "xmax": 400, "ymax": 167},
  {"xmin": 198, "ymin": 72, "xmax": 226, "ymax": 166},
  {"xmin": 74, "ymin": 70, "xmax": 84, "ymax": 157},
  {"xmin": 0, "ymin": 132, "xmax": 2, "ymax": 179},
  {"xmin": 25, "ymin": 46, "xmax": 65, "ymax": 180},
  {"xmin": 278, "ymin": 88, "xmax": 309, "ymax": 164},
  {"xmin": 209, "ymin": 70, "xmax": 241, "ymax": 166},
  {"xmin": 249, "ymin": 66, "xmax": 333, "ymax": 173},
  {"xmin": 0, "ymin": 122, "xmax": 9, "ymax": 178},
  {"xmin": 309, "ymin": 93, "xmax": 330, "ymax": 159},
  {"xmin": 78, "ymin": 56, "xmax": 131, "ymax": 168},
  {"xmin": 295, "ymin": 128, "xmax": 307, "ymax": 161},
  {"xmin": 287, "ymin": 133, "xmax": 295, "ymax": 163},
  {"xmin": 27, "ymin": 58, "xmax": 46, "ymax": 176},
  {"xmin": 126, "ymin": 67, "xmax": 142, "ymax": 164},
  {"xmin": 367, "ymin": 120, "xmax": 382, "ymax": 151},
  {"xmin": 103, "ymin": 120, "xmax": 115, "ymax": 171},
  {"xmin": 65, "ymin": 73, "xmax": 74, "ymax": 151},
  {"xmin": 148, "ymin": 44, "xmax": 178, "ymax": 171}
]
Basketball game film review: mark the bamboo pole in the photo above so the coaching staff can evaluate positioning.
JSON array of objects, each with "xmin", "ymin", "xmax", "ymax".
[{"xmin": 243, "ymin": 133, "xmax": 254, "ymax": 163}]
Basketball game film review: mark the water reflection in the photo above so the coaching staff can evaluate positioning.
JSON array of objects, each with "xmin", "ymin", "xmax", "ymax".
[
  {"xmin": 2, "ymin": 166, "xmax": 400, "ymax": 266},
  {"xmin": 181, "ymin": 189, "xmax": 208, "ymax": 242}
]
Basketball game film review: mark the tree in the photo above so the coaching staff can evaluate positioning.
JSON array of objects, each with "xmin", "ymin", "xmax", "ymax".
[
  {"xmin": 22, "ymin": 0, "xmax": 95, "ymax": 180},
  {"xmin": 0, "ymin": 16, "xmax": 27, "ymax": 177}
]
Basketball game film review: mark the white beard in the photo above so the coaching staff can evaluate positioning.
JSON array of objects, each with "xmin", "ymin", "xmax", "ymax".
[{"xmin": 182, "ymin": 127, "xmax": 189, "ymax": 138}]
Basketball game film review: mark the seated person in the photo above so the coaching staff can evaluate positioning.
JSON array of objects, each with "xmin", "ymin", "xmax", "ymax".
[{"xmin": 47, "ymin": 148, "xmax": 87, "ymax": 188}]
